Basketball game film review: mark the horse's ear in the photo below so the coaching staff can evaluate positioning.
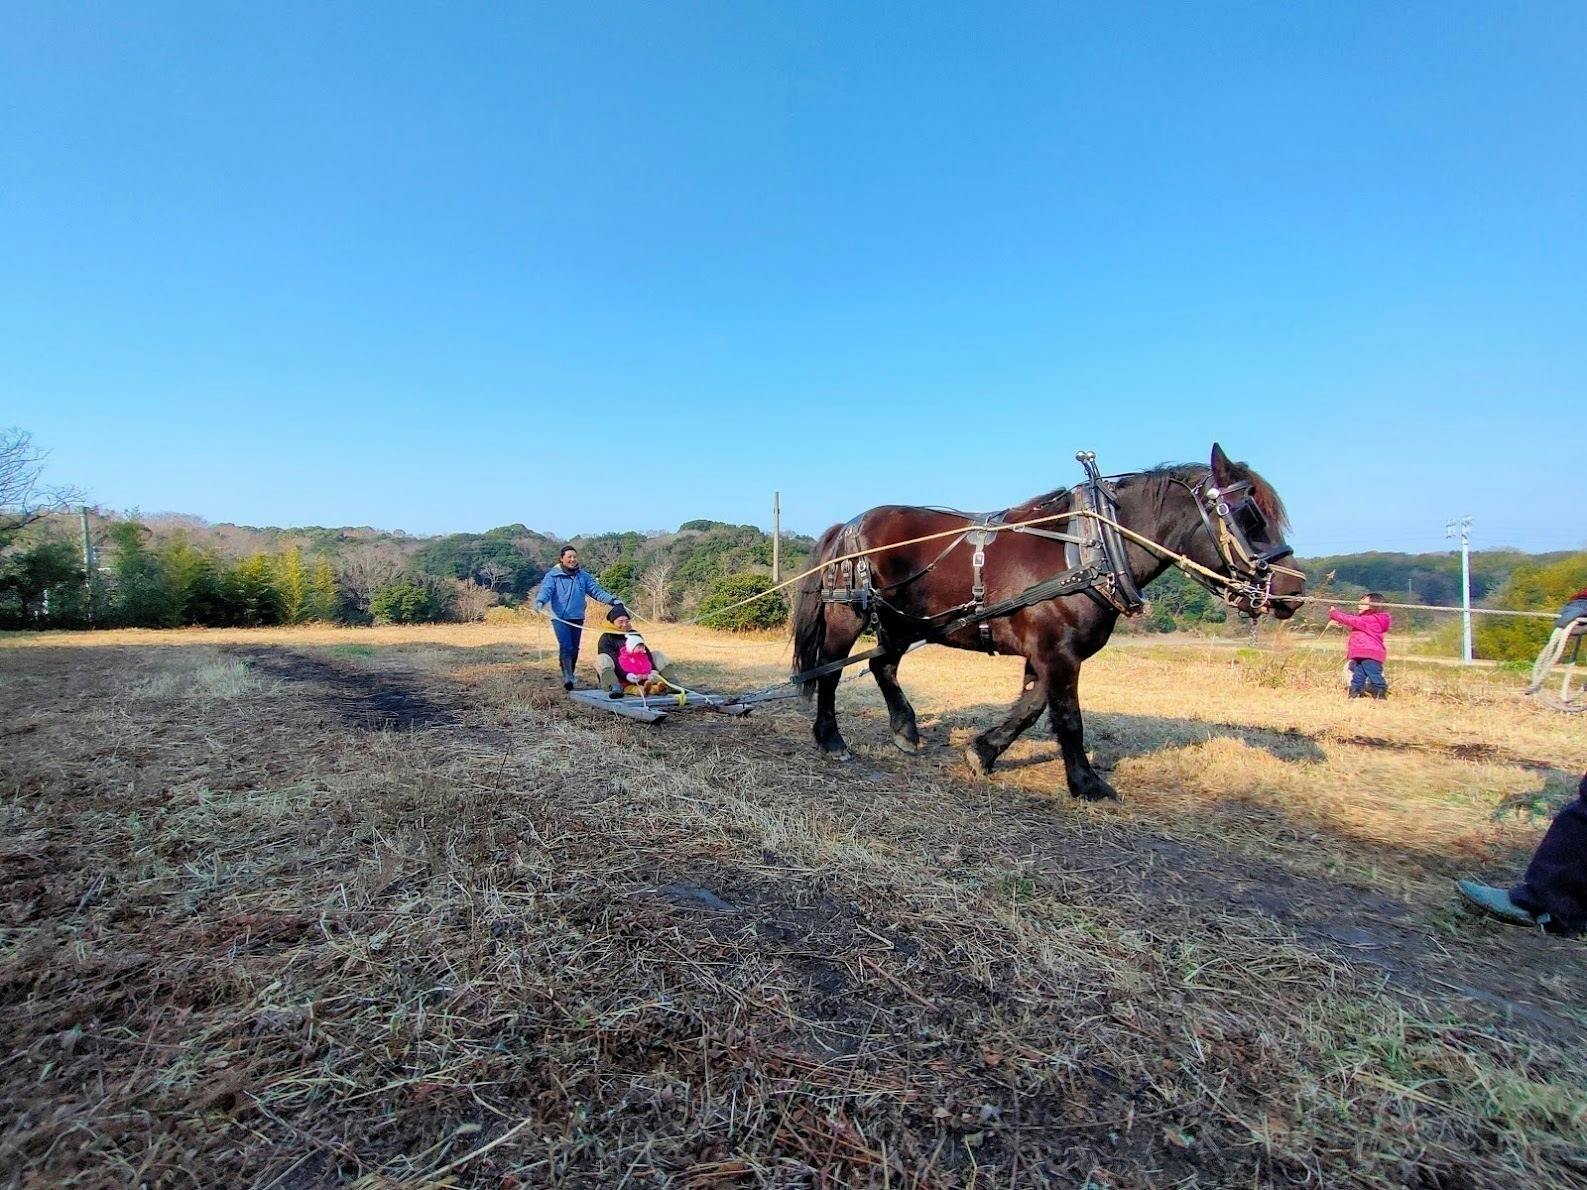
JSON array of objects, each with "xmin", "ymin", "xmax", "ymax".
[{"xmin": 1210, "ymin": 443, "xmax": 1235, "ymax": 486}]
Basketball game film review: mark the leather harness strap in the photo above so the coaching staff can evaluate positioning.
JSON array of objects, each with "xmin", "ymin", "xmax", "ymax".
[
  {"xmin": 965, "ymin": 511, "xmax": 1006, "ymax": 649},
  {"xmin": 793, "ymin": 562, "xmax": 1110, "ymax": 687},
  {"xmin": 810, "ymin": 450, "xmax": 1292, "ymax": 676}
]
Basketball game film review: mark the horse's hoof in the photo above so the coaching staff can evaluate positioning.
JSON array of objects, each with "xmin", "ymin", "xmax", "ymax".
[
  {"xmin": 892, "ymin": 732, "xmax": 923, "ymax": 755},
  {"xmin": 963, "ymin": 744, "xmax": 992, "ymax": 776},
  {"xmin": 1071, "ymin": 780, "xmax": 1120, "ymax": 802},
  {"xmin": 829, "ymin": 749, "xmax": 854, "ymax": 764}
]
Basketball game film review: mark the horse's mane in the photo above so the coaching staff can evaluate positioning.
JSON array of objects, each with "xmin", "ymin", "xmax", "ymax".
[
  {"xmin": 1016, "ymin": 458, "xmax": 1288, "ymax": 534},
  {"xmin": 1132, "ymin": 461, "xmax": 1290, "ymax": 534}
]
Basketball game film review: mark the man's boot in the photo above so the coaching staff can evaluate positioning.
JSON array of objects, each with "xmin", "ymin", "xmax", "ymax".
[{"xmin": 1456, "ymin": 880, "xmax": 1547, "ymax": 928}]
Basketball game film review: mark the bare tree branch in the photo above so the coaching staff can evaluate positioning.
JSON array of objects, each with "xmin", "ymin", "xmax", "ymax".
[
  {"xmin": 0, "ymin": 428, "xmax": 82, "ymax": 535},
  {"xmin": 640, "ymin": 561, "xmax": 674, "ymax": 621},
  {"xmin": 448, "ymin": 578, "xmax": 495, "ymax": 622},
  {"xmin": 337, "ymin": 543, "xmax": 409, "ymax": 619},
  {"xmin": 477, "ymin": 560, "xmax": 513, "ymax": 591}
]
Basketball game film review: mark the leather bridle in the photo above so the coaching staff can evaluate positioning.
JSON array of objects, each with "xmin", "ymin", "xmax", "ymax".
[{"xmin": 1176, "ymin": 473, "xmax": 1306, "ymax": 614}]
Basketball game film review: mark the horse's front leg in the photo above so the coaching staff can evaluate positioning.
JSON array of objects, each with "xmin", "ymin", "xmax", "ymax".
[
  {"xmin": 870, "ymin": 649, "xmax": 923, "ymax": 754},
  {"xmin": 965, "ymin": 659, "xmax": 1049, "ymax": 775},
  {"xmin": 1048, "ymin": 660, "xmax": 1118, "ymax": 801},
  {"xmin": 812, "ymin": 672, "xmax": 853, "ymax": 762}
]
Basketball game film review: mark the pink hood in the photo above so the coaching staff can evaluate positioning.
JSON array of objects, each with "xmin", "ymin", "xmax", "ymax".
[{"xmin": 617, "ymin": 642, "xmax": 653, "ymax": 678}]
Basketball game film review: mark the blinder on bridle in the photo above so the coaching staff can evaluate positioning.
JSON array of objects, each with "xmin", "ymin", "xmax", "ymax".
[{"xmin": 1192, "ymin": 474, "xmax": 1299, "ymax": 611}]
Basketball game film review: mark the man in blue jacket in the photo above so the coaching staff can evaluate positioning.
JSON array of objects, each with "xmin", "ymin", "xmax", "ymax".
[{"xmin": 534, "ymin": 546, "xmax": 624, "ymax": 690}]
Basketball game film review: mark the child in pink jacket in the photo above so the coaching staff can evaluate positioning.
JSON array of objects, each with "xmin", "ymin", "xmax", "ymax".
[{"xmin": 1329, "ymin": 593, "xmax": 1391, "ymax": 699}]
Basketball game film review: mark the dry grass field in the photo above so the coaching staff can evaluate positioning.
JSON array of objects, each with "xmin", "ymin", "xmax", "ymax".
[{"xmin": 2, "ymin": 617, "xmax": 1585, "ymax": 1188}]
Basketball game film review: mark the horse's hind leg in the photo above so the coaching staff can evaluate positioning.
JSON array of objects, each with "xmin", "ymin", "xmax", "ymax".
[
  {"xmin": 965, "ymin": 660, "xmax": 1048, "ymax": 775},
  {"xmin": 870, "ymin": 649, "xmax": 922, "ymax": 754},
  {"xmin": 812, "ymin": 608, "xmax": 865, "ymax": 761}
]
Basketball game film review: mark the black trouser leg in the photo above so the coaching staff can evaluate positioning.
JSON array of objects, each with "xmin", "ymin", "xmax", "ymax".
[
  {"xmin": 552, "ymin": 618, "xmax": 583, "ymax": 684},
  {"xmin": 1510, "ymin": 772, "xmax": 1587, "ymax": 935}
]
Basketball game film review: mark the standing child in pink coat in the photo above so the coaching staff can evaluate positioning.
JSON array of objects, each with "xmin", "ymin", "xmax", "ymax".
[{"xmin": 1329, "ymin": 593, "xmax": 1392, "ymax": 699}]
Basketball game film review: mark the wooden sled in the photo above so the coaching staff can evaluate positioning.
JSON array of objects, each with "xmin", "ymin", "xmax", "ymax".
[{"xmin": 568, "ymin": 688, "xmax": 753, "ymax": 724}]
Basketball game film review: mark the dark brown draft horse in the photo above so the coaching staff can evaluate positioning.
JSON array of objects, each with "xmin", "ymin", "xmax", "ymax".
[{"xmin": 791, "ymin": 445, "xmax": 1304, "ymax": 800}]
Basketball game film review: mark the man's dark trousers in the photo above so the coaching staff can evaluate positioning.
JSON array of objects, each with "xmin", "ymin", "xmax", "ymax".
[
  {"xmin": 1512, "ymin": 772, "xmax": 1587, "ymax": 935},
  {"xmin": 552, "ymin": 617, "xmax": 583, "ymax": 685}
]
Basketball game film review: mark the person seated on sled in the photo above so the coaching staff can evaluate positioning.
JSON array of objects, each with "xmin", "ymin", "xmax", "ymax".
[
  {"xmin": 1457, "ymin": 771, "xmax": 1587, "ymax": 937},
  {"xmin": 595, "ymin": 607, "xmax": 673, "ymax": 699}
]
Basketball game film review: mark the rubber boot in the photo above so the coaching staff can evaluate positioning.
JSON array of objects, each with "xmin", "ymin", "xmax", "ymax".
[
  {"xmin": 1456, "ymin": 880, "xmax": 1547, "ymax": 928},
  {"xmin": 607, "ymin": 678, "xmax": 625, "ymax": 700}
]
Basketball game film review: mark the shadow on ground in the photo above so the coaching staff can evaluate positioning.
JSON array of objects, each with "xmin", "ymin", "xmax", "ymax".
[
  {"xmin": 224, "ymin": 640, "xmax": 1586, "ymax": 1042},
  {"xmin": 923, "ymin": 705, "xmax": 1328, "ymax": 767}
]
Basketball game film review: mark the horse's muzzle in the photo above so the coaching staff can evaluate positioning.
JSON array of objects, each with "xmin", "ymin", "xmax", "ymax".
[{"xmin": 1266, "ymin": 591, "xmax": 1305, "ymax": 620}]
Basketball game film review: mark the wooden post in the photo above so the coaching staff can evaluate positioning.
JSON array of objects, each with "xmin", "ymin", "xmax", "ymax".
[{"xmin": 80, "ymin": 506, "xmax": 94, "ymax": 622}]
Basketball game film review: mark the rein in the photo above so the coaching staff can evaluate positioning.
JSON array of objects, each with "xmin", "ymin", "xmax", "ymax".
[
  {"xmin": 540, "ymin": 457, "xmax": 1303, "ymax": 695},
  {"xmin": 579, "ymin": 454, "xmax": 1299, "ymax": 635},
  {"xmin": 1163, "ymin": 472, "xmax": 1308, "ymax": 614},
  {"xmin": 822, "ymin": 454, "xmax": 1303, "ymax": 639}
]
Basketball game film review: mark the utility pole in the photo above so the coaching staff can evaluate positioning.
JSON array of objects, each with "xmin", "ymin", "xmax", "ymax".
[
  {"xmin": 80, "ymin": 506, "xmax": 93, "ymax": 573},
  {"xmin": 80, "ymin": 506, "xmax": 95, "ymax": 625},
  {"xmin": 771, "ymin": 491, "xmax": 781, "ymax": 583},
  {"xmin": 1446, "ymin": 516, "xmax": 1473, "ymax": 664}
]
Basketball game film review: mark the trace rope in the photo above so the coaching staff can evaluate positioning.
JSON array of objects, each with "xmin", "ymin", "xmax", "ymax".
[{"xmin": 534, "ymin": 472, "xmax": 1553, "ymax": 707}]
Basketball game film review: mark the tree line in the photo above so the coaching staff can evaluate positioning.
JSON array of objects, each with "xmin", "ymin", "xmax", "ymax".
[
  {"xmin": 1, "ymin": 427, "xmax": 1577, "ymax": 648},
  {"xmin": 4, "ymin": 506, "xmax": 1581, "ymax": 652},
  {"xmin": 0, "ymin": 508, "xmax": 815, "ymax": 632}
]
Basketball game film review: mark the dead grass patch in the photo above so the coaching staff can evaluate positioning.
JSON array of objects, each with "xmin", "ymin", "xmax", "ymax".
[{"xmin": 2, "ymin": 632, "xmax": 1584, "ymax": 1186}]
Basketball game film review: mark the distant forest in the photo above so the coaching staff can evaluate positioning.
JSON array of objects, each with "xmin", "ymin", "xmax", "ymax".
[
  {"xmin": 0, "ymin": 509, "xmax": 815, "ymax": 632},
  {"xmin": 2, "ymin": 507, "xmax": 1581, "ymax": 658}
]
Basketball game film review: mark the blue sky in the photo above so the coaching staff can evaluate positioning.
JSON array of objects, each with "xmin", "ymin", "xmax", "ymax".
[{"xmin": 3, "ymin": 3, "xmax": 1582, "ymax": 554}]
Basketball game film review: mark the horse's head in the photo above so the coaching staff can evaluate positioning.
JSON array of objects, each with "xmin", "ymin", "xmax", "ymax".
[{"xmin": 1199, "ymin": 444, "xmax": 1305, "ymax": 619}]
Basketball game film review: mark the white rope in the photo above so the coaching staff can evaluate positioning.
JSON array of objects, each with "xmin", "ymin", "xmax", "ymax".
[
  {"xmin": 1527, "ymin": 619, "xmax": 1587, "ymax": 695},
  {"xmin": 530, "ymin": 494, "xmax": 1565, "ymax": 718},
  {"xmin": 1310, "ymin": 599, "xmax": 1555, "ymax": 620}
]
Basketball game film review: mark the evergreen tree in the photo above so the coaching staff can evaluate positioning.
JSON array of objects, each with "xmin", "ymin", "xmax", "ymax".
[
  {"xmin": 0, "ymin": 536, "xmax": 83, "ymax": 628},
  {"xmin": 275, "ymin": 547, "xmax": 311, "ymax": 624},
  {"xmin": 309, "ymin": 555, "xmax": 340, "ymax": 621},
  {"xmin": 1475, "ymin": 554, "xmax": 1587, "ymax": 662},
  {"xmin": 697, "ymin": 573, "xmax": 787, "ymax": 631},
  {"xmin": 370, "ymin": 576, "xmax": 453, "ymax": 623},
  {"xmin": 228, "ymin": 554, "xmax": 284, "ymax": 626},
  {"xmin": 157, "ymin": 535, "xmax": 230, "ymax": 625},
  {"xmin": 599, "ymin": 559, "xmax": 641, "ymax": 602},
  {"xmin": 108, "ymin": 520, "xmax": 181, "ymax": 627}
]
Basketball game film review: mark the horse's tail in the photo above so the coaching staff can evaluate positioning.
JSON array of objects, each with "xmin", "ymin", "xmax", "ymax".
[{"xmin": 792, "ymin": 523, "xmax": 842, "ymax": 701}]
